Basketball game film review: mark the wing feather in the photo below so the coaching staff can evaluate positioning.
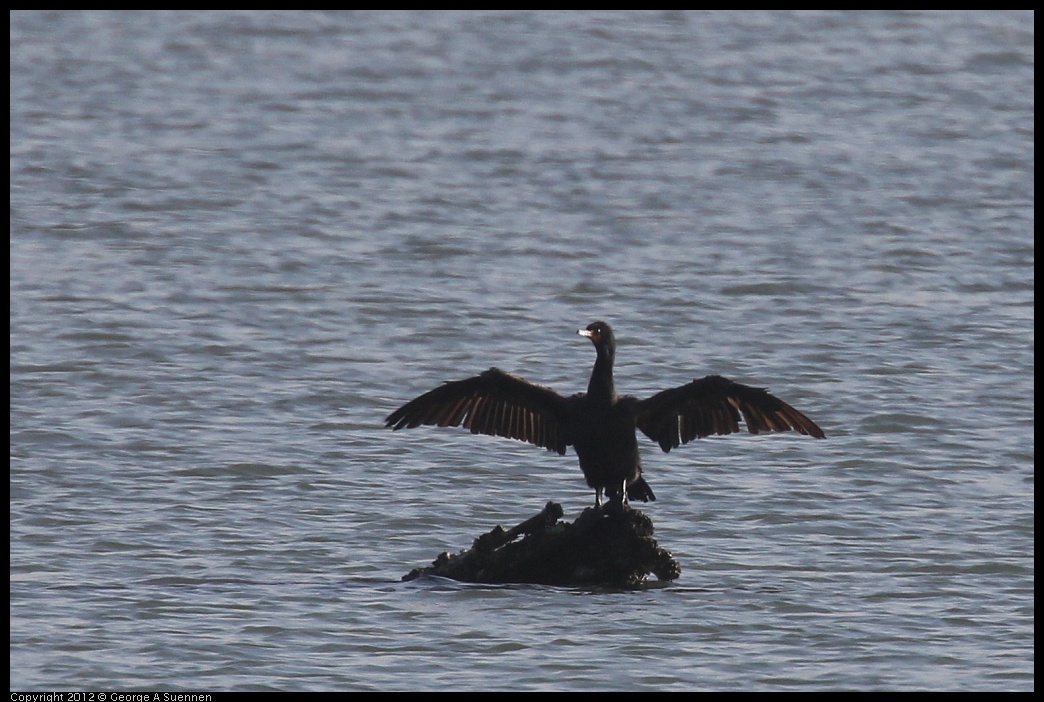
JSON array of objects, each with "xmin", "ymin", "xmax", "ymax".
[
  {"xmin": 634, "ymin": 374, "xmax": 824, "ymax": 452},
  {"xmin": 385, "ymin": 367, "xmax": 571, "ymax": 455}
]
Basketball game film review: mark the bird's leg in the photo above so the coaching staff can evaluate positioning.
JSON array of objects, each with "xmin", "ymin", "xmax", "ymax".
[
  {"xmin": 602, "ymin": 482, "xmax": 626, "ymax": 514},
  {"xmin": 594, "ymin": 488, "xmax": 603, "ymax": 509}
]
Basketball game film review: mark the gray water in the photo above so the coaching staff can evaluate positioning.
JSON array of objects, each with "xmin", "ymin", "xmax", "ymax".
[{"xmin": 9, "ymin": 11, "xmax": 1033, "ymax": 691}]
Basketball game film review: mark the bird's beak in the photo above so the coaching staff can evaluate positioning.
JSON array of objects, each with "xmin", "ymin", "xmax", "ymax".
[{"xmin": 577, "ymin": 328, "xmax": 601, "ymax": 344}]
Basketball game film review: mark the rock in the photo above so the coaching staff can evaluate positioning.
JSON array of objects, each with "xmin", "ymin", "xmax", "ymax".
[{"xmin": 403, "ymin": 501, "xmax": 680, "ymax": 587}]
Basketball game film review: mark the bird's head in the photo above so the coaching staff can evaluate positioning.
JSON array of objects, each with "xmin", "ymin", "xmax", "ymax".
[{"xmin": 577, "ymin": 321, "xmax": 615, "ymax": 352}]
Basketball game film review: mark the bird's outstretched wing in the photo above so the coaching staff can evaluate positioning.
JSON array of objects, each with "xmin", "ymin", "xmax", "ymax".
[
  {"xmin": 633, "ymin": 375, "xmax": 825, "ymax": 453},
  {"xmin": 384, "ymin": 367, "xmax": 571, "ymax": 455}
]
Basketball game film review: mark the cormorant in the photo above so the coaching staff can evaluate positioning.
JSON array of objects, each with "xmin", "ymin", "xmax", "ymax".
[{"xmin": 385, "ymin": 321, "xmax": 825, "ymax": 508}]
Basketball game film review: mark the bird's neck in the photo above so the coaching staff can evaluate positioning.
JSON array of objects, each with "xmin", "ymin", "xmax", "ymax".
[{"xmin": 587, "ymin": 347, "xmax": 618, "ymax": 402}]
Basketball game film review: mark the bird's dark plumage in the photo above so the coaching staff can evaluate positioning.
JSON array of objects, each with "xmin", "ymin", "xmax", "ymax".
[{"xmin": 384, "ymin": 321, "xmax": 825, "ymax": 508}]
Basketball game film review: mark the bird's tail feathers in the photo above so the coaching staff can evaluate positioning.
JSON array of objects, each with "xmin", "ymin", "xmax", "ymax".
[{"xmin": 627, "ymin": 477, "xmax": 656, "ymax": 503}]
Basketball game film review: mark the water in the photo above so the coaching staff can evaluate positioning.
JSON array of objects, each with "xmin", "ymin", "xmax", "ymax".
[{"xmin": 10, "ymin": 10, "xmax": 1033, "ymax": 691}]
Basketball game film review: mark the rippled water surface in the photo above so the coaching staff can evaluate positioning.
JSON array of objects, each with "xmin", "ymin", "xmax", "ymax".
[{"xmin": 10, "ymin": 11, "xmax": 1033, "ymax": 691}]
